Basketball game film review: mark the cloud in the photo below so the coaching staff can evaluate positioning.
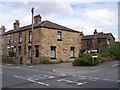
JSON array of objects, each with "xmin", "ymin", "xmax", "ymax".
[{"xmin": 0, "ymin": 2, "xmax": 118, "ymax": 41}]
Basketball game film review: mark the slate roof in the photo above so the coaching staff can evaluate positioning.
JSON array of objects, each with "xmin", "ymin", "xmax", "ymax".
[
  {"xmin": 4, "ymin": 20, "xmax": 79, "ymax": 35},
  {"xmin": 82, "ymin": 33, "xmax": 115, "ymax": 40}
]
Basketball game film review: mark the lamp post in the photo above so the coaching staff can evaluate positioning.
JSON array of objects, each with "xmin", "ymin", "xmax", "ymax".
[{"xmin": 31, "ymin": 7, "xmax": 34, "ymax": 63}]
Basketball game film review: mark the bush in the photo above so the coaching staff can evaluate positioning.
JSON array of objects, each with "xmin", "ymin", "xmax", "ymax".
[
  {"xmin": 8, "ymin": 51, "xmax": 16, "ymax": 57},
  {"xmin": 100, "ymin": 52, "xmax": 111, "ymax": 58},
  {"xmin": 72, "ymin": 54, "xmax": 97, "ymax": 66},
  {"xmin": 39, "ymin": 57, "xmax": 49, "ymax": 64},
  {"xmin": 58, "ymin": 59, "xmax": 64, "ymax": 63},
  {"xmin": 97, "ymin": 54, "xmax": 104, "ymax": 64},
  {"xmin": 108, "ymin": 43, "xmax": 120, "ymax": 60}
]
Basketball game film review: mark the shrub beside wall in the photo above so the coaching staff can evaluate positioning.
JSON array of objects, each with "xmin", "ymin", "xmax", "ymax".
[{"xmin": 72, "ymin": 54, "xmax": 104, "ymax": 66}]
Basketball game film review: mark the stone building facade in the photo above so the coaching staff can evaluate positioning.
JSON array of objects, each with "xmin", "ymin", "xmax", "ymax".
[
  {"xmin": 3, "ymin": 14, "xmax": 82, "ymax": 64},
  {"xmin": 0, "ymin": 26, "xmax": 5, "ymax": 61},
  {"xmin": 81, "ymin": 29, "xmax": 115, "ymax": 53}
]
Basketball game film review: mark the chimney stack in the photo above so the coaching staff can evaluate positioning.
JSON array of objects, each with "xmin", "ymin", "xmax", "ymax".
[
  {"xmin": 34, "ymin": 14, "xmax": 42, "ymax": 24},
  {"xmin": 13, "ymin": 20, "xmax": 20, "ymax": 29},
  {"xmin": 79, "ymin": 32, "xmax": 84, "ymax": 36},
  {"xmin": 0, "ymin": 25, "xmax": 6, "ymax": 33},
  {"xmin": 94, "ymin": 29, "xmax": 97, "ymax": 35}
]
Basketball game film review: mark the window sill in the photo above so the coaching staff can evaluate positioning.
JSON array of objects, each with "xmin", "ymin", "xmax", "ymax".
[
  {"xmin": 57, "ymin": 39, "xmax": 62, "ymax": 41},
  {"xmin": 50, "ymin": 58, "xmax": 56, "ymax": 59},
  {"xmin": 70, "ymin": 57, "xmax": 75, "ymax": 58},
  {"xmin": 28, "ymin": 41, "xmax": 32, "ymax": 43}
]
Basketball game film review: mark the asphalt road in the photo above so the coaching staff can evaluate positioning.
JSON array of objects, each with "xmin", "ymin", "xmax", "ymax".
[{"xmin": 1, "ymin": 61, "xmax": 119, "ymax": 88}]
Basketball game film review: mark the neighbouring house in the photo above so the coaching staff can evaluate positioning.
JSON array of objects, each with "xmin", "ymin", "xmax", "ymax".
[
  {"xmin": 3, "ymin": 14, "xmax": 82, "ymax": 64},
  {"xmin": 81, "ymin": 29, "xmax": 115, "ymax": 53},
  {"xmin": 0, "ymin": 25, "xmax": 5, "ymax": 61}
]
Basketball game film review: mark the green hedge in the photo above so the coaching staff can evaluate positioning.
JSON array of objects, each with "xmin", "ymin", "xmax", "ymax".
[
  {"xmin": 39, "ymin": 57, "xmax": 49, "ymax": 64},
  {"xmin": 8, "ymin": 51, "xmax": 16, "ymax": 57},
  {"xmin": 72, "ymin": 54, "xmax": 104, "ymax": 66},
  {"xmin": 72, "ymin": 54, "xmax": 97, "ymax": 66},
  {"xmin": 39, "ymin": 57, "xmax": 63, "ymax": 64}
]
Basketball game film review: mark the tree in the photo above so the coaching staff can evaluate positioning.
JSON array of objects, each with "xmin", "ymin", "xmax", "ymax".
[{"xmin": 109, "ymin": 42, "xmax": 120, "ymax": 60}]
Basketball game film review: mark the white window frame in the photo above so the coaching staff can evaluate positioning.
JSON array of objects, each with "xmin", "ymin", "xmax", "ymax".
[
  {"xmin": 57, "ymin": 31, "xmax": 62, "ymax": 40},
  {"xmin": 50, "ymin": 46, "xmax": 56, "ymax": 59},
  {"xmin": 19, "ymin": 32, "xmax": 22, "ymax": 43},
  {"xmin": 70, "ymin": 47, "xmax": 75, "ymax": 58}
]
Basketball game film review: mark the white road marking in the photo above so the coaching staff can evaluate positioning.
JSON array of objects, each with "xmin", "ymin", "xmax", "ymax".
[
  {"xmin": 91, "ymin": 67, "xmax": 110, "ymax": 73},
  {"xmin": 37, "ymin": 81, "xmax": 49, "ymax": 86},
  {"xmin": 117, "ymin": 80, "xmax": 120, "ymax": 82},
  {"xmin": 44, "ymin": 75, "xmax": 47, "ymax": 77},
  {"xmin": 57, "ymin": 79, "xmax": 85, "ymax": 86},
  {"xmin": 112, "ymin": 64, "xmax": 118, "ymax": 67},
  {"xmin": 15, "ymin": 66, "xmax": 21, "ymax": 68},
  {"xmin": 13, "ymin": 75, "xmax": 49, "ymax": 87},
  {"xmin": 78, "ymin": 75, "xmax": 115, "ymax": 82},
  {"xmin": 49, "ymin": 76, "xmax": 55, "ymax": 79},
  {"xmin": 59, "ymin": 74, "xmax": 66, "ymax": 76},
  {"xmin": 52, "ymin": 70, "xmax": 55, "ymax": 72},
  {"xmin": 27, "ymin": 66, "xmax": 33, "ymax": 67},
  {"xmin": 102, "ymin": 79, "xmax": 114, "ymax": 81},
  {"xmin": 6, "ymin": 64, "xmax": 12, "ymax": 66},
  {"xmin": 91, "ymin": 63, "xmax": 118, "ymax": 73}
]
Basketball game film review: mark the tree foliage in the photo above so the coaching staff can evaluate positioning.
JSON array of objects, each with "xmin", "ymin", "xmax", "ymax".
[{"xmin": 109, "ymin": 42, "xmax": 120, "ymax": 60}]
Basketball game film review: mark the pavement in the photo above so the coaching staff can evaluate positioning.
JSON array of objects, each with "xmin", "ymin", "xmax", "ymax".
[{"xmin": 0, "ymin": 60, "xmax": 119, "ymax": 88}]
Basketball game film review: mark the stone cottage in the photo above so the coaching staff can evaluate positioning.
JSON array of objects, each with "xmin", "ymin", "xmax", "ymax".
[
  {"xmin": 3, "ymin": 14, "xmax": 82, "ymax": 64},
  {"xmin": 81, "ymin": 29, "xmax": 115, "ymax": 53}
]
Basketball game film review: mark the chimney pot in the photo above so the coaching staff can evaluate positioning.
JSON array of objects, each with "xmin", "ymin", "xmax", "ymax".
[
  {"xmin": 80, "ymin": 32, "xmax": 84, "ymax": 36},
  {"xmin": 34, "ymin": 14, "xmax": 42, "ymax": 24},
  {"xmin": 13, "ymin": 20, "xmax": 20, "ymax": 29},
  {"xmin": 94, "ymin": 29, "xmax": 97, "ymax": 35}
]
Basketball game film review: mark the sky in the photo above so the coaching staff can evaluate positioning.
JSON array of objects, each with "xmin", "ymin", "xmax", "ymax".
[{"xmin": 0, "ymin": 0, "xmax": 119, "ymax": 41}]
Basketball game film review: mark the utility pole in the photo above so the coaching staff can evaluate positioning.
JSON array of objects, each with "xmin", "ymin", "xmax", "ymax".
[{"xmin": 31, "ymin": 7, "xmax": 34, "ymax": 63}]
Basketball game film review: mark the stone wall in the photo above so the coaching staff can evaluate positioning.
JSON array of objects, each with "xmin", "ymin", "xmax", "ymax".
[
  {"xmin": 39, "ymin": 28, "xmax": 81, "ymax": 61},
  {"xmin": 3, "ymin": 27, "xmax": 81, "ymax": 64}
]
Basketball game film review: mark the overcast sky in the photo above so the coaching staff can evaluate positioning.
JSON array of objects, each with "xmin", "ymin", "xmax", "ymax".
[{"xmin": 0, "ymin": 0, "xmax": 119, "ymax": 41}]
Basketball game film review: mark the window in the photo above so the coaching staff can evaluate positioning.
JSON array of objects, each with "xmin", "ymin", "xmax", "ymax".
[
  {"xmin": 18, "ymin": 46, "xmax": 22, "ymax": 55},
  {"xmin": 2, "ymin": 37, "xmax": 4, "ymax": 45},
  {"xmin": 70, "ymin": 47, "xmax": 75, "ymax": 58},
  {"xmin": 28, "ymin": 46, "xmax": 32, "ymax": 58},
  {"xmin": 50, "ymin": 46, "xmax": 56, "ymax": 59},
  {"xmin": 29, "ymin": 31, "xmax": 32, "ymax": 42},
  {"xmin": 14, "ymin": 46, "xmax": 16, "ymax": 53},
  {"xmin": 19, "ymin": 32, "xmax": 22, "ymax": 43},
  {"xmin": 7, "ymin": 35, "xmax": 11, "ymax": 45},
  {"xmin": 57, "ymin": 31, "xmax": 62, "ymax": 41},
  {"xmin": 35, "ymin": 45, "xmax": 39, "ymax": 58}
]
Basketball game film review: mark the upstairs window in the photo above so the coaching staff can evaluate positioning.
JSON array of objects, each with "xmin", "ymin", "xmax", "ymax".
[
  {"xmin": 29, "ymin": 31, "xmax": 32, "ymax": 42},
  {"xmin": 70, "ymin": 47, "xmax": 75, "ymax": 58},
  {"xmin": 2, "ymin": 38, "xmax": 4, "ymax": 45},
  {"xmin": 7, "ymin": 35, "xmax": 11, "ymax": 45},
  {"xmin": 50, "ymin": 46, "xmax": 56, "ymax": 59},
  {"xmin": 19, "ymin": 32, "xmax": 22, "ymax": 43},
  {"xmin": 57, "ymin": 31, "xmax": 62, "ymax": 41}
]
